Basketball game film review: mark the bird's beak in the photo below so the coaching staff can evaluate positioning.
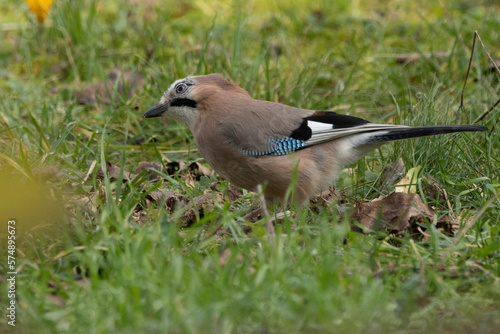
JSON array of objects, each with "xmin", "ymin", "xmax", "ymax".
[{"xmin": 143, "ymin": 103, "xmax": 169, "ymax": 118}]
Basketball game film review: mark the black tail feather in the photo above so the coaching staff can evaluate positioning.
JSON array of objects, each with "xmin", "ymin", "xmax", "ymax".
[{"xmin": 369, "ymin": 125, "xmax": 487, "ymax": 143}]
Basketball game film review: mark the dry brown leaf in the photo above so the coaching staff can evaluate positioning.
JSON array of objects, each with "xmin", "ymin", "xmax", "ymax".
[
  {"xmin": 151, "ymin": 191, "xmax": 189, "ymax": 210},
  {"xmin": 96, "ymin": 162, "xmax": 138, "ymax": 182},
  {"xmin": 310, "ymin": 188, "xmax": 343, "ymax": 207},
  {"xmin": 352, "ymin": 192, "xmax": 434, "ymax": 233},
  {"xmin": 394, "ymin": 166, "xmax": 422, "ymax": 194},
  {"xmin": 209, "ymin": 182, "xmax": 244, "ymax": 202},
  {"xmin": 135, "ymin": 161, "xmax": 165, "ymax": 180},
  {"xmin": 184, "ymin": 170, "xmax": 196, "ymax": 188},
  {"xmin": 436, "ymin": 209, "xmax": 474, "ymax": 236},
  {"xmin": 187, "ymin": 162, "xmax": 213, "ymax": 179},
  {"xmin": 226, "ymin": 185, "xmax": 244, "ymax": 202},
  {"xmin": 75, "ymin": 68, "xmax": 144, "ymax": 106},
  {"xmin": 131, "ymin": 210, "xmax": 148, "ymax": 225},
  {"xmin": 134, "ymin": 160, "xmax": 211, "ymax": 182},
  {"xmin": 181, "ymin": 192, "xmax": 224, "ymax": 226}
]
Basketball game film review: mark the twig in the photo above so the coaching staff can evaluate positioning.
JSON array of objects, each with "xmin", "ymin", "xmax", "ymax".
[{"xmin": 458, "ymin": 30, "xmax": 500, "ymax": 135}]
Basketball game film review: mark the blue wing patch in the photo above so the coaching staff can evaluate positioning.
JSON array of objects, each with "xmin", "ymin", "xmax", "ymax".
[{"xmin": 241, "ymin": 137, "xmax": 306, "ymax": 156}]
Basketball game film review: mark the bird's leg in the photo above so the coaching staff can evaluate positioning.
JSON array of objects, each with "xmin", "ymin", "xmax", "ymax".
[{"xmin": 256, "ymin": 184, "xmax": 275, "ymax": 243}]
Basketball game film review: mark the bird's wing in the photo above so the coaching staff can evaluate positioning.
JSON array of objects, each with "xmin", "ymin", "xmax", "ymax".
[
  {"xmin": 220, "ymin": 103, "xmax": 388, "ymax": 156},
  {"xmin": 220, "ymin": 105, "xmax": 485, "ymax": 157},
  {"xmin": 302, "ymin": 111, "xmax": 410, "ymax": 146}
]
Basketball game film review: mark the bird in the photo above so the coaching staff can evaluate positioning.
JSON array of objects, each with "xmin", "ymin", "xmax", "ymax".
[{"xmin": 143, "ymin": 73, "xmax": 486, "ymax": 204}]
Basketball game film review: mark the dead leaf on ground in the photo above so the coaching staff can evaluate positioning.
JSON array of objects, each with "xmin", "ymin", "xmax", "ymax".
[
  {"xmin": 134, "ymin": 160, "xmax": 212, "ymax": 182},
  {"xmin": 96, "ymin": 161, "xmax": 138, "ymax": 182},
  {"xmin": 181, "ymin": 192, "xmax": 224, "ymax": 227},
  {"xmin": 227, "ymin": 185, "xmax": 244, "ymax": 202},
  {"xmin": 210, "ymin": 182, "xmax": 244, "ymax": 202},
  {"xmin": 184, "ymin": 170, "xmax": 196, "ymax": 188},
  {"xmin": 146, "ymin": 191, "xmax": 189, "ymax": 210},
  {"xmin": 75, "ymin": 68, "xmax": 144, "ymax": 106},
  {"xmin": 188, "ymin": 162, "xmax": 213, "ymax": 179},
  {"xmin": 394, "ymin": 166, "xmax": 422, "ymax": 194},
  {"xmin": 310, "ymin": 188, "xmax": 344, "ymax": 207},
  {"xmin": 375, "ymin": 158, "xmax": 405, "ymax": 195},
  {"xmin": 352, "ymin": 192, "xmax": 434, "ymax": 234},
  {"xmin": 135, "ymin": 161, "xmax": 167, "ymax": 180},
  {"xmin": 132, "ymin": 210, "xmax": 148, "ymax": 225},
  {"xmin": 145, "ymin": 190, "xmax": 221, "ymax": 226},
  {"xmin": 436, "ymin": 209, "xmax": 474, "ymax": 236}
]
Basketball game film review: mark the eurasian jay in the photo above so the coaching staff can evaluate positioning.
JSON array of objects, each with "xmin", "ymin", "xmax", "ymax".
[{"xmin": 143, "ymin": 73, "xmax": 486, "ymax": 203}]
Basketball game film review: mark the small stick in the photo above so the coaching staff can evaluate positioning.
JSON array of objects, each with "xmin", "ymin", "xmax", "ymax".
[{"xmin": 458, "ymin": 30, "xmax": 500, "ymax": 135}]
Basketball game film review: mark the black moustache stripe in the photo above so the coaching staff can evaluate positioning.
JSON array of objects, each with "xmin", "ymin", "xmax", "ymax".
[{"xmin": 170, "ymin": 98, "xmax": 197, "ymax": 108}]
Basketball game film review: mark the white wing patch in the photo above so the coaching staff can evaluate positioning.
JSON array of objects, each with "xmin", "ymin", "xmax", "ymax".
[
  {"xmin": 308, "ymin": 120, "xmax": 334, "ymax": 132},
  {"xmin": 305, "ymin": 123, "xmax": 410, "ymax": 146}
]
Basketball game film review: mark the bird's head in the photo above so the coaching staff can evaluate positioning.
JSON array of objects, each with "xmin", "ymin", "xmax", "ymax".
[{"xmin": 143, "ymin": 73, "xmax": 251, "ymax": 129}]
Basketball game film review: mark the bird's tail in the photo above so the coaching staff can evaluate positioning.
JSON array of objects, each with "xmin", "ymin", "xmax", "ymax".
[{"xmin": 368, "ymin": 125, "xmax": 487, "ymax": 143}]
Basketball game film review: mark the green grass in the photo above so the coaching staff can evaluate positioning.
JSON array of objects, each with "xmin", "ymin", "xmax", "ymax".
[{"xmin": 1, "ymin": 0, "xmax": 499, "ymax": 333}]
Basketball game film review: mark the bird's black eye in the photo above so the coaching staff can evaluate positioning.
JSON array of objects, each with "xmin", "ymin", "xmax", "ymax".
[{"xmin": 175, "ymin": 84, "xmax": 187, "ymax": 94}]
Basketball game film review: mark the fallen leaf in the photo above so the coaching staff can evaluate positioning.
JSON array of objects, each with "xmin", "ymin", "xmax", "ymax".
[
  {"xmin": 96, "ymin": 162, "xmax": 138, "ymax": 182},
  {"xmin": 352, "ymin": 192, "xmax": 434, "ymax": 234},
  {"xmin": 146, "ymin": 191, "xmax": 189, "ymax": 210},
  {"xmin": 436, "ymin": 209, "xmax": 474, "ymax": 236},
  {"xmin": 165, "ymin": 161, "xmax": 186, "ymax": 175},
  {"xmin": 394, "ymin": 166, "xmax": 422, "ymax": 194},
  {"xmin": 209, "ymin": 182, "xmax": 243, "ymax": 202},
  {"xmin": 310, "ymin": 188, "xmax": 343, "ymax": 207},
  {"xmin": 188, "ymin": 162, "xmax": 213, "ymax": 179},
  {"xmin": 131, "ymin": 210, "xmax": 148, "ymax": 225},
  {"xmin": 181, "ymin": 192, "xmax": 223, "ymax": 226},
  {"xmin": 25, "ymin": 0, "xmax": 54, "ymax": 23},
  {"xmin": 184, "ymin": 170, "xmax": 196, "ymax": 188},
  {"xmin": 135, "ymin": 161, "xmax": 165, "ymax": 180},
  {"xmin": 226, "ymin": 185, "xmax": 244, "ymax": 202},
  {"xmin": 75, "ymin": 68, "xmax": 144, "ymax": 106}
]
